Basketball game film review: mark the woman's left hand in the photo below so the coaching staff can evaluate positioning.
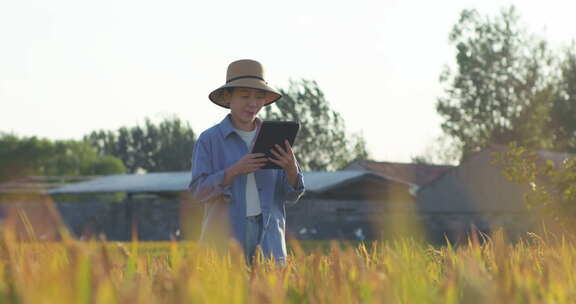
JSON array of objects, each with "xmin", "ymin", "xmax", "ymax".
[{"xmin": 269, "ymin": 140, "xmax": 298, "ymax": 184}]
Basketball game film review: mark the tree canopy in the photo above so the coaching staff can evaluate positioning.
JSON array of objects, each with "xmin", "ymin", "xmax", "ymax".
[
  {"xmin": 436, "ymin": 7, "xmax": 561, "ymax": 162},
  {"xmin": 494, "ymin": 143, "xmax": 576, "ymax": 227},
  {"xmin": 260, "ymin": 79, "xmax": 369, "ymax": 171},
  {"xmin": 0, "ymin": 133, "xmax": 126, "ymax": 182},
  {"xmin": 85, "ymin": 116, "xmax": 196, "ymax": 173}
]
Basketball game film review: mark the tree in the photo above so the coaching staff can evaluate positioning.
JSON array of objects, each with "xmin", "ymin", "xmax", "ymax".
[
  {"xmin": 44, "ymin": 140, "xmax": 126, "ymax": 176},
  {"xmin": 260, "ymin": 79, "xmax": 369, "ymax": 171},
  {"xmin": 493, "ymin": 142, "xmax": 576, "ymax": 228},
  {"xmin": 411, "ymin": 134, "xmax": 463, "ymax": 165},
  {"xmin": 0, "ymin": 133, "xmax": 126, "ymax": 182},
  {"xmin": 436, "ymin": 6, "xmax": 556, "ymax": 161},
  {"xmin": 550, "ymin": 46, "xmax": 576, "ymax": 153},
  {"xmin": 85, "ymin": 116, "xmax": 196, "ymax": 173}
]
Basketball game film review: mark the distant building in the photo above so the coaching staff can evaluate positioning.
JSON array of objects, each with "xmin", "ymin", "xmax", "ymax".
[
  {"xmin": 286, "ymin": 171, "xmax": 413, "ymax": 241},
  {"xmin": 45, "ymin": 171, "xmax": 414, "ymax": 241},
  {"xmin": 416, "ymin": 145, "xmax": 574, "ymax": 243},
  {"xmin": 343, "ymin": 160, "xmax": 455, "ymax": 195},
  {"xmin": 5, "ymin": 146, "xmax": 571, "ymax": 243}
]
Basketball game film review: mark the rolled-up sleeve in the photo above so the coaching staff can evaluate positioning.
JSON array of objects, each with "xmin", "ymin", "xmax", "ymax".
[
  {"xmin": 188, "ymin": 136, "xmax": 232, "ymax": 203},
  {"xmin": 280, "ymin": 162, "xmax": 305, "ymax": 205}
]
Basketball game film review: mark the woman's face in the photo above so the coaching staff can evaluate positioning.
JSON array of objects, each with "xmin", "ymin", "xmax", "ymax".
[{"xmin": 225, "ymin": 88, "xmax": 268, "ymax": 128}]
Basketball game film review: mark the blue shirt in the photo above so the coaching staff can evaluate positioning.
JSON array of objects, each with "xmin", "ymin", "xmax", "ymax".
[{"xmin": 188, "ymin": 114, "xmax": 305, "ymax": 264}]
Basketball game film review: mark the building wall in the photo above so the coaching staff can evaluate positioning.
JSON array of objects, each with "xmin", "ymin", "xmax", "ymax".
[
  {"xmin": 287, "ymin": 198, "xmax": 419, "ymax": 241},
  {"xmin": 1, "ymin": 162, "xmax": 539, "ymax": 244},
  {"xmin": 56, "ymin": 197, "xmax": 185, "ymax": 241},
  {"xmin": 0, "ymin": 194, "xmax": 202, "ymax": 241},
  {"xmin": 417, "ymin": 150, "xmax": 529, "ymax": 213},
  {"xmin": 416, "ymin": 149, "xmax": 535, "ymax": 243}
]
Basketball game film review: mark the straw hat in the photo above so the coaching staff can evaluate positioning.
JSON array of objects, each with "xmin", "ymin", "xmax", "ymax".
[{"xmin": 208, "ymin": 59, "xmax": 282, "ymax": 108}]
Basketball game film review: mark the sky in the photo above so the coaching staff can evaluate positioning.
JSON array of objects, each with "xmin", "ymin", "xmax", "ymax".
[{"xmin": 1, "ymin": 0, "xmax": 576, "ymax": 164}]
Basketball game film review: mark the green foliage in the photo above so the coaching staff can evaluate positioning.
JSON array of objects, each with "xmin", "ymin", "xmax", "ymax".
[
  {"xmin": 0, "ymin": 133, "xmax": 53, "ymax": 181},
  {"xmin": 0, "ymin": 133, "xmax": 126, "ymax": 182},
  {"xmin": 411, "ymin": 134, "xmax": 463, "ymax": 165},
  {"xmin": 85, "ymin": 116, "xmax": 196, "ymax": 173},
  {"xmin": 261, "ymin": 79, "xmax": 369, "ymax": 171},
  {"xmin": 44, "ymin": 140, "xmax": 127, "ymax": 176},
  {"xmin": 551, "ymin": 46, "xmax": 576, "ymax": 153},
  {"xmin": 493, "ymin": 142, "xmax": 576, "ymax": 226},
  {"xmin": 437, "ymin": 6, "xmax": 560, "ymax": 161},
  {"xmin": 90, "ymin": 156, "xmax": 126, "ymax": 175}
]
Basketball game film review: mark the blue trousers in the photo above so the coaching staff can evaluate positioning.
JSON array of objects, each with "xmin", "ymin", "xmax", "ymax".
[{"xmin": 244, "ymin": 213, "xmax": 263, "ymax": 265}]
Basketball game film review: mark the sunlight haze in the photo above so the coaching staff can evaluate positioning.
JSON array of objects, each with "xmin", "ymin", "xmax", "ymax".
[{"xmin": 1, "ymin": 0, "xmax": 575, "ymax": 163}]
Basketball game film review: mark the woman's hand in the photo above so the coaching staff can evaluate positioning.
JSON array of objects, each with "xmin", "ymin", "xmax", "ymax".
[
  {"xmin": 233, "ymin": 153, "xmax": 268, "ymax": 175},
  {"xmin": 269, "ymin": 140, "xmax": 299, "ymax": 187},
  {"xmin": 223, "ymin": 153, "xmax": 267, "ymax": 185}
]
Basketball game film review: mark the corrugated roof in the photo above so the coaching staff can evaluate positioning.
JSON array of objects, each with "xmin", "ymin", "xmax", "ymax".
[
  {"xmin": 0, "ymin": 176, "xmax": 96, "ymax": 194},
  {"xmin": 48, "ymin": 172, "xmax": 188, "ymax": 194},
  {"xmin": 48, "ymin": 171, "xmax": 386, "ymax": 195},
  {"xmin": 343, "ymin": 160, "xmax": 455, "ymax": 186},
  {"xmin": 417, "ymin": 144, "xmax": 576, "ymax": 192},
  {"xmin": 302, "ymin": 171, "xmax": 384, "ymax": 193}
]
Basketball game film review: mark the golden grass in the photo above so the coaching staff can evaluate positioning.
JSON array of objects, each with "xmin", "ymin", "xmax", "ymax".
[{"xmin": 0, "ymin": 227, "xmax": 575, "ymax": 304}]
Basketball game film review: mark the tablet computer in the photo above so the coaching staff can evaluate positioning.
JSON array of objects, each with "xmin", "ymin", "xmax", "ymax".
[{"xmin": 251, "ymin": 120, "xmax": 300, "ymax": 169}]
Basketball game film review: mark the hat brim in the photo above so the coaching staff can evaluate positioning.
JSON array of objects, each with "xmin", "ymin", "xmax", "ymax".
[{"xmin": 208, "ymin": 78, "xmax": 282, "ymax": 109}]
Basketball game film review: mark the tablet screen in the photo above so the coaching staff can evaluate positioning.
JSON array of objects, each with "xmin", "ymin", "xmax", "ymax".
[{"xmin": 251, "ymin": 120, "xmax": 300, "ymax": 169}]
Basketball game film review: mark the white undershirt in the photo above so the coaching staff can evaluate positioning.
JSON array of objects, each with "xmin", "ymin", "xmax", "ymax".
[{"xmin": 235, "ymin": 128, "xmax": 262, "ymax": 217}]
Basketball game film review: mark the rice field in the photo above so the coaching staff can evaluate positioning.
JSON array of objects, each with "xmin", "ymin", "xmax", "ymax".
[{"xmin": 1, "ymin": 225, "xmax": 575, "ymax": 304}]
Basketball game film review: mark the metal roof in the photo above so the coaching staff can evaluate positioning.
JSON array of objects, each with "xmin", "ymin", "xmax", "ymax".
[
  {"xmin": 0, "ymin": 176, "xmax": 96, "ymax": 194},
  {"xmin": 302, "ymin": 171, "xmax": 384, "ymax": 193},
  {"xmin": 48, "ymin": 170, "xmax": 386, "ymax": 195},
  {"xmin": 418, "ymin": 144, "xmax": 576, "ymax": 192},
  {"xmin": 343, "ymin": 160, "xmax": 455, "ymax": 186}
]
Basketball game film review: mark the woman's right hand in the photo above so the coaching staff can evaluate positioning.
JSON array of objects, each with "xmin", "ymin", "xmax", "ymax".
[{"xmin": 223, "ymin": 153, "xmax": 268, "ymax": 185}]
